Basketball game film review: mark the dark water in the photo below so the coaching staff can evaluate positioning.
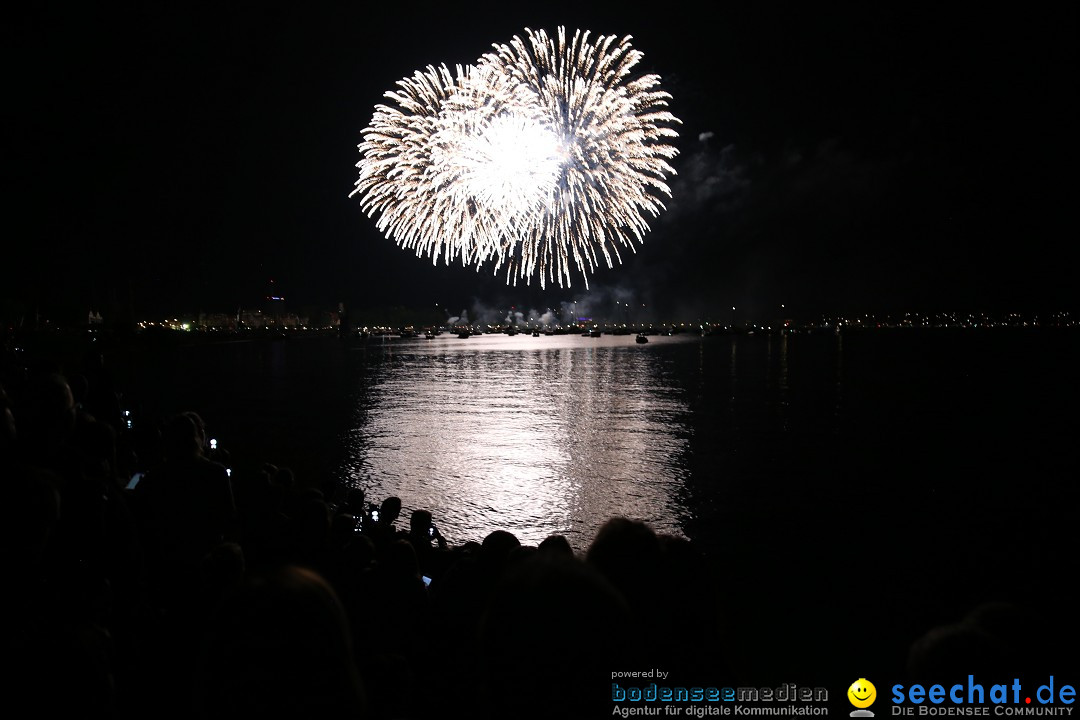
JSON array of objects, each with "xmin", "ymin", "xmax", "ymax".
[{"xmin": 105, "ymin": 327, "xmax": 1077, "ymax": 681}]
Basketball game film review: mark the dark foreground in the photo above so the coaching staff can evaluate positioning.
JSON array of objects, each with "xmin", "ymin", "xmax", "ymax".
[{"xmin": 1, "ymin": 329, "xmax": 1075, "ymax": 718}]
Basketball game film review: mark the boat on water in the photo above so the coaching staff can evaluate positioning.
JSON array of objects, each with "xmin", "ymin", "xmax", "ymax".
[
  {"xmin": 636, "ymin": 333, "xmax": 649, "ymax": 344},
  {"xmin": 457, "ymin": 331, "xmax": 471, "ymax": 339},
  {"xmin": 532, "ymin": 330, "xmax": 540, "ymax": 337}
]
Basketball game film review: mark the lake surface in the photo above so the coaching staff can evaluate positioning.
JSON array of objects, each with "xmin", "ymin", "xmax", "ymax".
[
  {"xmin": 109, "ymin": 328, "xmax": 1076, "ymax": 544},
  {"xmin": 105, "ymin": 326, "xmax": 1077, "ymax": 681}
]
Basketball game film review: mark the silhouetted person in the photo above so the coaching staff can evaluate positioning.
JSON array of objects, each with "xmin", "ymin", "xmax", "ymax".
[
  {"xmin": 402, "ymin": 508, "xmax": 450, "ymax": 581},
  {"xmin": 329, "ymin": 508, "xmax": 361, "ymax": 553},
  {"xmin": 585, "ymin": 517, "xmax": 663, "ymax": 614},
  {"xmin": 16, "ymin": 370, "xmax": 143, "ymax": 616},
  {"xmin": 5, "ymin": 375, "xmax": 120, "ymax": 717},
  {"xmin": 424, "ymin": 527, "xmax": 523, "ymax": 710},
  {"xmin": 537, "ymin": 533, "xmax": 575, "ymax": 560},
  {"xmin": 358, "ymin": 537, "xmax": 431, "ymax": 719},
  {"xmin": 195, "ymin": 564, "xmax": 368, "ymax": 719},
  {"xmin": 288, "ymin": 492, "xmax": 334, "ymax": 576},
  {"xmin": 80, "ymin": 345, "xmax": 124, "ymax": 435},
  {"xmin": 341, "ymin": 486, "xmax": 366, "ymax": 519},
  {"xmin": 378, "ymin": 495, "xmax": 401, "ymax": 525},
  {"xmin": 653, "ymin": 533, "xmax": 734, "ymax": 681},
  {"xmin": 232, "ymin": 463, "xmax": 293, "ymax": 571},
  {"xmin": 477, "ymin": 552, "xmax": 637, "ymax": 720},
  {"xmin": 14, "ymin": 370, "xmax": 77, "ymax": 467},
  {"xmin": 480, "ymin": 529, "xmax": 520, "ymax": 566},
  {"xmin": 133, "ymin": 412, "xmax": 238, "ymax": 608},
  {"xmin": 585, "ymin": 517, "xmax": 669, "ymax": 665},
  {"xmin": 362, "ymin": 495, "xmax": 402, "ymax": 556}
]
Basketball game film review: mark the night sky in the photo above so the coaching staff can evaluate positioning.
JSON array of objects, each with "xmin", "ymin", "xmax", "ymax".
[{"xmin": 4, "ymin": 4, "xmax": 1075, "ymax": 326}]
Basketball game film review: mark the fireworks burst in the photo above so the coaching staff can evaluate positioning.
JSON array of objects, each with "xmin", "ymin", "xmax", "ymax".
[{"xmin": 351, "ymin": 27, "xmax": 681, "ymax": 288}]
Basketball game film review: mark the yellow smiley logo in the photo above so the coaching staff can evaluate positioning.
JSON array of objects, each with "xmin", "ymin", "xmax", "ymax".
[{"xmin": 848, "ymin": 679, "xmax": 877, "ymax": 709}]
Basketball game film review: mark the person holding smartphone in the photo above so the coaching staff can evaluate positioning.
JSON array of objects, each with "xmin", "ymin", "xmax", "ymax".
[
  {"xmin": 403, "ymin": 508, "xmax": 448, "ymax": 582},
  {"xmin": 361, "ymin": 496, "xmax": 401, "ymax": 554}
]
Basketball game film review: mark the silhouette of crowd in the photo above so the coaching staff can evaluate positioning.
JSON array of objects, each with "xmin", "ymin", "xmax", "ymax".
[{"xmin": 0, "ymin": 336, "xmax": 1057, "ymax": 719}]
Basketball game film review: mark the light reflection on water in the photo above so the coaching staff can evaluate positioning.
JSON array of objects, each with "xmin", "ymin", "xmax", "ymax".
[
  {"xmin": 107, "ymin": 327, "xmax": 1076, "ymax": 571},
  {"xmin": 340, "ymin": 334, "xmax": 695, "ymax": 550}
]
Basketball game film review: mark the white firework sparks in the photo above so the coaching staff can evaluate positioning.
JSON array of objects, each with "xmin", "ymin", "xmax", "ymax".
[{"xmin": 351, "ymin": 27, "xmax": 681, "ymax": 288}]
